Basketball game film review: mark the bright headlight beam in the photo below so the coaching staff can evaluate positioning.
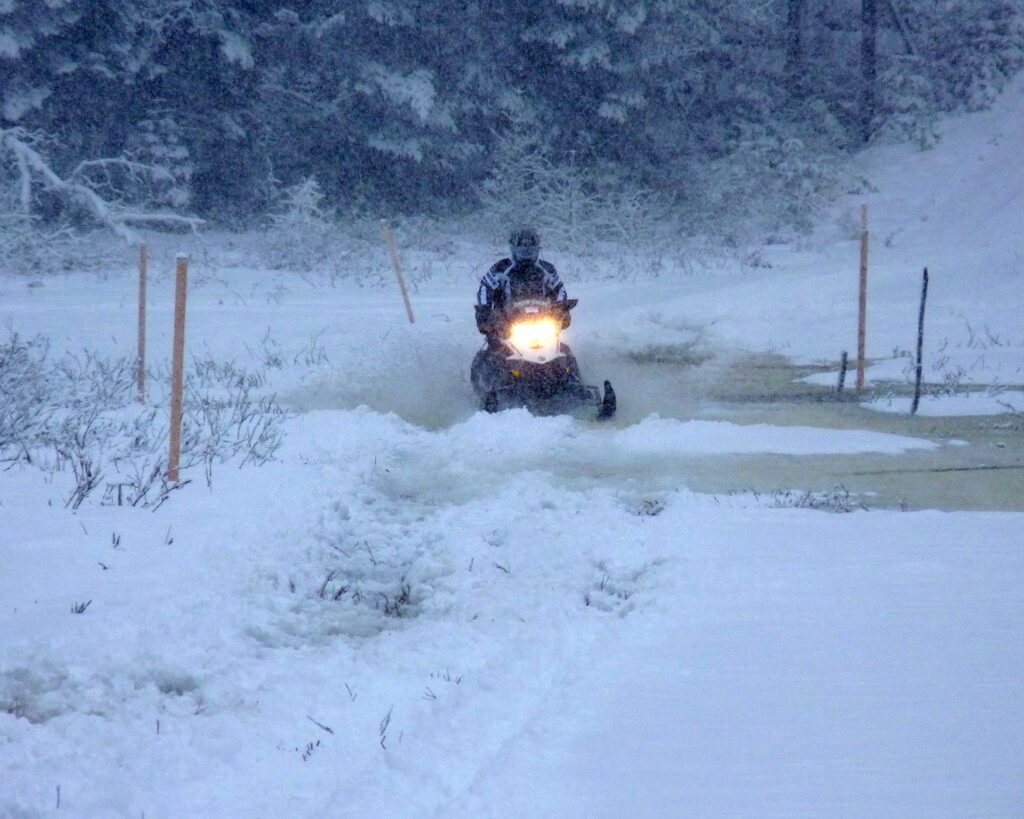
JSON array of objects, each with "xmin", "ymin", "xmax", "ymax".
[{"xmin": 509, "ymin": 318, "xmax": 558, "ymax": 349}]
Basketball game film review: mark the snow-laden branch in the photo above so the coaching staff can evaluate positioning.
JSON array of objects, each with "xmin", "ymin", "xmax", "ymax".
[
  {"xmin": 69, "ymin": 157, "xmax": 159, "ymax": 184},
  {"xmin": 2, "ymin": 130, "xmax": 204, "ymax": 241},
  {"xmin": 116, "ymin": 212, "xmax": 206, "ymax": 231},
  {"xmin": 4, "ymin": 131, "xmax": 134, "ymax": 240}
]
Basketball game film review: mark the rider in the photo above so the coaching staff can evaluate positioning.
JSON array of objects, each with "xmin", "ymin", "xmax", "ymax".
[
  {"xmin": 471, "ymin": 227, "xmax": 580, "ymax": 403},
  {"xmin": 475, "ymin": 226, "xmax": 569, "ymax": 348}
]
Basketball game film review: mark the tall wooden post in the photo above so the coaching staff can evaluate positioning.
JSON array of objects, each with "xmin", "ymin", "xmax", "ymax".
[
  {"xmin": 168, "ymin": 254, "xmax": 188, "ymax": 483},
  {"xmin": 380, "ymin": 220, "xmax": 415, "ymax": 324},
  {"xmin": 856, "ymin": 204, "xmax": 869, "ymax": 391},
  {"xmin": 136, "ymin": 243, "xmax": 148, "ymax": 402}
]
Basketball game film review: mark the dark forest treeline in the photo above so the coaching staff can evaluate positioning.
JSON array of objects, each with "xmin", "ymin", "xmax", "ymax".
[{"xmin": 1, "ymin": 0, "xmax": 1022, "ymax": 230}]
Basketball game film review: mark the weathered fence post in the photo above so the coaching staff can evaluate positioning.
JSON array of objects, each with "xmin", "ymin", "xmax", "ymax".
[
  {"xmin": 910, "ymin": 267, "xmax": 929, "ymax": 416},
  {"xmin": 856, "ymin": 203, "xmax": 869, "ymax": 391},
  {"xmin": 168, "ymin": 254, "xmax": 188, "ymax": 483},
  {"xmin": 136, "ymin": 242, "xmax": 148, "ymax": 403},
  {"xmin": 380, "ymin": 219, "xmax": 415, "ymax": 324},
  {"xmin": 837, "ymin": 351, "xmax": 849, "ymax": 395}
]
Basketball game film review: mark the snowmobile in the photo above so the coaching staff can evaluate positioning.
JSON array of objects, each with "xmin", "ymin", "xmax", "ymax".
[{"xmin": 471, "ymin": 297, "xmax": 616, "ymax": 420}]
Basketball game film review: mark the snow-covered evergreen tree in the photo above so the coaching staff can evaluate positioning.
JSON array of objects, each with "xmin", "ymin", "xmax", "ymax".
[{"xmin": 1, "ymin": 0, "xmax": 1022, "ymax": 235}]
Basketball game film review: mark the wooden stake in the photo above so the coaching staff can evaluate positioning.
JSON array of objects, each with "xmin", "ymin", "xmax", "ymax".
[
  {"xmin": 837, "ymin": 350, "xmax": 849, "ymax": 395},
  {"xmin": 910, "ymin": 267, "xmax": 929, "ymax": 416},
  {"xmin": 168, "ymin": 254, "xmax": 188, "ymax": 483},
  {"xmin": 380, "ymin": 219, "xmax": 415, "ymax": 324},
  {"xmin": 136, "ymin": 243, "xmax": 148, "ymax": 402},
  {"xmin": 856, "ymin": 204, "xmax": 869, "ymax": 391}
]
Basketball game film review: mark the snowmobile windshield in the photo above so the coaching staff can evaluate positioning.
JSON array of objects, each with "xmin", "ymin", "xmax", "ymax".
[
  {"xmin": 503, "ymin": 298, "xmax": 557, "ymax": 320},
  {"xmin": 501, "ymin": 298, "xmax": 561, "ymax": 331}
]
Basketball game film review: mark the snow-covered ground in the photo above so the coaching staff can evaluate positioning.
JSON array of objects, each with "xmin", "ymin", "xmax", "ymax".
[{"xmin": 2, "ymin": 80, "xmax": 1023, "ymax": 817}]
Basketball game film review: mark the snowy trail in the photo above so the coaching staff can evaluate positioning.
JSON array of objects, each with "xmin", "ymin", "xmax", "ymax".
[
  {"xmin": 457, "ymin": 511, "xmax": 1024, "ymax": 818},
  {"xmin": 2, "ymin": 403, "xmax": 987, "ymax": 818}
]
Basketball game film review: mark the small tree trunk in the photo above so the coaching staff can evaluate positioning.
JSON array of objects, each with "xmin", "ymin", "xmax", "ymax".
[
  {"xmin": 861, "ymin": 0, "xmax": 878, "ymax": 143},
  {"xmin": 884, "ymin": 0, "xmax": 917, "ymax": 56},
  {"xmin": 137, "ymin": 243, "xmax": 147, "ymax": 403},
  {"xmin": 856, "ymin": 204, "xmax": 869, "ymax": 391},
  {"xmin": 786, "ymin": 0, "xmax": 806, "ymax": 98},
  {"xmin": 15, "ymin": 149, "xmax": 32, "ymax": 214},
  {"xmin": 910, "ymin": 268, "xmax": 929, "ymax": 416}
]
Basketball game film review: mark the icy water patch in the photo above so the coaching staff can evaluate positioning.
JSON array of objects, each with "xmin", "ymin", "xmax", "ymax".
[
  {"xmin": 284, "ymin": 334, "xmax": 1022, "ymax": 512},
  {"xmin": 559, "ymin": 345, "xmax": 1022, "ymax": 511},
  {"xmin": 691, "ymin": 355, "xmax": 1024, "ymax": 512},
  {"xmin": 590, "ymin": 348, "xmax": 1017, "ymax": 512}
]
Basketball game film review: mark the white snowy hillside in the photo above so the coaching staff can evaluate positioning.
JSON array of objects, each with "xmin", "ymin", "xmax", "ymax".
[
  {"xmin": 2, "ymin": 81, "xmax": 1024, "ymax": 819},
  {"xmin": 672, "ymin": 70, "xmax": 1024, "ymax": 386}
]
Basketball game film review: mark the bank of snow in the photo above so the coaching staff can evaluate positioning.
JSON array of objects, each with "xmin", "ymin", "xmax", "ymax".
[
  {"xmin": 2, "ymin": 401, "xmax": 1016, "ymax": 818},
  {"xmin": 629, "ymin": 73, "xmax": 1024, "ymax": 390}
]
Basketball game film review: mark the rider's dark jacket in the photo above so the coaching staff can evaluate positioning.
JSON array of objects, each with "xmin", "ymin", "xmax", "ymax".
[{"xmin": 475, "ymin": 258, "xmax": 567, "ymax": 338}]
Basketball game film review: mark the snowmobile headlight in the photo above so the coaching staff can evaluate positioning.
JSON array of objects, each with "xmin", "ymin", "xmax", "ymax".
[{"xmin": 509, "ymin": 317, "xmax": 558, "ymax": 350}]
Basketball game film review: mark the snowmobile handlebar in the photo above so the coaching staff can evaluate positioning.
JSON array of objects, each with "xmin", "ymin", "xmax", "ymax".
[
  {"xmin": 473, "ymin": 296, "xmax": 573, "ymax": 335},
  {"xmin": 475, "ymin": 299, "xmax": 576, "ymax": 336}
]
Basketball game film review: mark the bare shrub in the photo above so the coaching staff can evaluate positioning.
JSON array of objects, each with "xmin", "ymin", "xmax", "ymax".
[
  {"xmin": 0, "ymin": 334, "xmax": 53, "ymax": 463},
  {"xmin": 262, "ymin": 177, "xmax": 339, "ymax": 273},
  {"xmin": 0, "ymin": 333, "xmax": 288, "ymax": 508},
  {"xmin": 771, "ymin": 485, "xmax": 867, "ymax": 513},
  {"xmin": 477, "ymin": 112, "xmax": 668, "ymax": 278}
]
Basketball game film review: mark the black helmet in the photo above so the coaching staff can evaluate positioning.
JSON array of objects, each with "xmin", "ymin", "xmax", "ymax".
[{"xmin": 509, "ymin": 226, "xmax": 540, "ymax": 262}]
